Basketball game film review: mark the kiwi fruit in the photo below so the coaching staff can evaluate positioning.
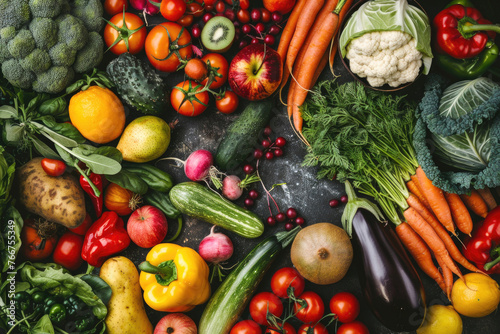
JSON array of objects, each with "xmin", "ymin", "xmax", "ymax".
[{"xmin": 201, "ymin": 16, "xmax": 235, "ymax": 53}]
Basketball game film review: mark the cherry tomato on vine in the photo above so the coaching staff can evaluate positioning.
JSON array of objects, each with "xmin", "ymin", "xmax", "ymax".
[
  {"xmin": 160, "ymin": 0, "xmax": 187, "ymax": 21},
  {"xmin": 202, "ymin": 53, "xmax": 228, "ymax": 89},
  {"xmin": 250, "ymin": 292, "xmax": 283, "ymax": 326},
  {"xmin": 297, "ymin": 323, "xmax": 328, "ymax": 334},
  {"xmin": 237, "ymin": 9, "xmax": 251, "ymax": 23},
  {"xmin": 53, "ymin": 232, "xmax": 84, "ymax": 271},
  {"xmin": 41, "ymin": 158, "xmax": 66, "ymax": 177},
  {"xmin": 69, "ymin": 213, "xmax": 93, "ymax": 236},
  {"xmin": 185, "ymin": 58, "xmax": 208, "ymax": 81},
  {"xmin": 329, "ymin": 292, "xmax": 360, "ymax": 324},
  {"xmin": 271, "ymin": 267, "xmax": 305, "ymax": 298},
  {"xmin": 20, "ymin": 219, "xmax": 58, "ymax": 261},
  {"xmin": 187, "ymin": 2, "xmax": 204, "ymax": 17},
  {"xmin": 171, "ymin": 80, "xmax": 209, "ymax": 117},
  {"xmin": 265, "ymin": 323, "xmax": 296, "ymax": 334},
  {"xmin": 103, "ymin": 12, "xmax": 146, "ymax": 55},
  {"xmin": 230, "ymin": 320, "xmax": 262, "ymax": 334},
  {"xmin": 178, "ymin": 14, "xmax": 194, "ymax": 27},
  {"xmin": 293, "ymin": 291, "xmax": 325, "ymax": 324},
  {"xmin": 216, "ymin": 91, "xmax": 239, "ymax": 114},
  {"xmin": 145, "ymin": 22, "xmax": 193, "ymax": 72},
  {"xmin": 337, "ymin": 321, "xmax": 369, "ymax": 334},
  {"xmin": 104, "ymin": 0, "xmax": 128, "ymax": 16},
  {"xmin": 215, "ymin": 1, "xmax": 226, "ymax": 13}
]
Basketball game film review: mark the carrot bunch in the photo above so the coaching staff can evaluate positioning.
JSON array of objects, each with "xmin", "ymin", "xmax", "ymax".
[{"xmin": 277, "ymin": 0, "xmax": 353, "ymax": 142}]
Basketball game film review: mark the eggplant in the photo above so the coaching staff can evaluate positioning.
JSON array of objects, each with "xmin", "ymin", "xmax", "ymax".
[{"xmin": 352, "ymin": 209, "xmax": 426, "ymax": 331}]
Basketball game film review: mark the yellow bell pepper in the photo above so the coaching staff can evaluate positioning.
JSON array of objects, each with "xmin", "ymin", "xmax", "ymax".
[{"xmin": 139, "ymin": 243, "xmax": 211, "ymax": 312}]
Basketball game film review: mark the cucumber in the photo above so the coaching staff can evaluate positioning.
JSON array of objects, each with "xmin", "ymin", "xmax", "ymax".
[
  {"xmin": 198, "ymin": 227, "xmax": 300, "ymax": 334},
  {"xmin": 169, "ymin": 182, "xmax": 264, "ymax": 238},
  {"xmin": 215, "ymin": 98, "xmax": 274, "ymax": 171}
]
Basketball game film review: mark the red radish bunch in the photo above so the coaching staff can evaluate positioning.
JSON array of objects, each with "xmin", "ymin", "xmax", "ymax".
[{"xmin": 199, "ymin": 226, "xmax": 234, "ymax": 282}]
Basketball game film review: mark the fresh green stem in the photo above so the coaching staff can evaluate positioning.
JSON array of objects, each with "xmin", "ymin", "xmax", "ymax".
[
  {"xmin": 74, "ymin": 162, "xmax": 101, "ymax": 197},
  {"xmin": 484, "ymin": 246, "xmax": 500, "ymax": 271},
  {"xmin": 461, "ymin": 24, "xmax": 500, "ymax": 34},
  {"xmin": 333, "ymin": 0, "xmax": 348, "ymax": 15},
  {"xmin": 139, "ymin": 261, "xmax": 173, "ymax": 276},
  {"xmin": 165, "ymin": 216, "xmax": 183, "ymax": 242},
  {"xmin": 86, "ymin": 264, "xmax": 95, "ymax": 275}
]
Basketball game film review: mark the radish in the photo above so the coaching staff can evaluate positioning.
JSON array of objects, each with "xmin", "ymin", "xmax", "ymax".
[
  {"xmin": 222, "ymin": 174, "xmax": 261, "ymax": 201},
  {"xmin": 199, "ymin": 226, "xmax": 234, "ymax": 282},
  {"xmin": 129, "ymin": 0, "xmax": 160, "ymax": 23}
]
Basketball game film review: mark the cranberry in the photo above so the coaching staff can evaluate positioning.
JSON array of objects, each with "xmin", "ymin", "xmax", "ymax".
[
  {"xmin": 239, "ymin": 39, "xmax": 249, "ymax": 49},
  {"xmin": 263, "ymin": 126, "xmax": 272, "ymax": 136},
  {"xmin": 253, "ymin": 148, "xmax": 263, "ymax": 159},
  {"xmin": 264, "ymin": 34, "xmax": 275, "ymax": 45},
  {"xmin": 248, "ymin": 189, "xmax": 259, "ymax": 200},
  {"xmin": 272, "ymin": 11, "xmax": 283, "ymax": 22},
  {"xmin": 251, "ymin": 38, "xmax": 260, "ymax": 44},
  {"xmin": 268, "ymin": 24, "xmax": 280, "ymax": 35},
  {"xmin": 285, "ymin": 222, "xmax": 294, "ymax": 231},
  {"xmin": 224, "ymin": 8, "xmax": 235, "ymax": 21},
  {"xmin": 262, "ymin": 139, "xmax": 271, "ymax": 148},
  {"xmin": 244, "ymin": 198, "xmax": 254, "ymax": 207},
  {"xmin": 265, "ymin": 151, "xmax": 274, "ymax": 160},
  {"xmin": 329, "ymin": 199, "xmax": 340, "ymax": 208},
  {"xmin": 295, "ymin": 217, "xmax": 305, "ymax": 226},
  {"xmin": 242, "ymin": 24, "xmax": 252, "ymax": 34},
  {"xmin": 275, "ymin": 212, "xmax": 286, "ymax": 222},
  {"xmin": 243, "ymin": 164, "xmax": 255, "ymax": 174},
  {"xmin": 340, "ymin": 195, "xmax": 348, "ymax": 204},
  {"xmin": 275, "ymin": 137, "xmax": 286, "ymax": 147},
  {"xmin": 203, "ymin": 13, "xmax": 214, "ymax": 23},
  {"xmin": 267, "ymin": 216, "xmax": 276, "ymax": 226},
  {"xmin": 255, "ymin": 22, "xmax": 265, "ymax": 33},
  {"xmin": 286, "ymin": 208, "xmax": 298, "ymax": 219},
  {"xmin": 274, "ymin": 148, "xmax": 283, "ymax": 157},
  {"xmin": 250, "ymin": 8, "xmax": 261, "ymax": 22},
  {"xmin": 191, "ymin": 24, "xmax": 201, "ymax": 38}
]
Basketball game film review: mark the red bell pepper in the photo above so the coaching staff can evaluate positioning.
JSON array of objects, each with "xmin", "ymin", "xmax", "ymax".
[
  {"xmin": 81, "ymin": 211, "xmax": 131, "ymax": 267},
  {"xmin": 434, "ymin": 4, "xmax": 500, "ymax": 59},
  {"xmin": 79, "ymin": 173, "xmax": 103, "ymax": 218},
  {"xmin": 463, "ymin": 205, "xmax": 500, "ymax": 274}
]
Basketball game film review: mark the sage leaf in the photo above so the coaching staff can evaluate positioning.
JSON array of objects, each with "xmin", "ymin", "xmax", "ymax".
[
  {"xmin": 32, "ymin": 137, "xmax": 60, "ymax": 159},
  {"xmin": 0, "ymin": 105, "xmax": 17, "ymax": 119},
  {"xmin": 4, "ymin": 120, "xmax": 24, "ymax": 143}
]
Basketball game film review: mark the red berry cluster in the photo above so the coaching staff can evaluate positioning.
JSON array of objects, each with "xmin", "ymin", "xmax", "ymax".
[
  {"xmin": 329, "ymin": 195, "xmax": 348, "ymax": 208},
  {"xmin": 267, "ymin": 207, "xmax": 305, "ymax": 231}
]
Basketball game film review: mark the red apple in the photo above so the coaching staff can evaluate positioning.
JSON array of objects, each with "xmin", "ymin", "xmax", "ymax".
[
  {"xmin": 263, "ymin": 0, "xmax": 296, "ymax": 14},
  {"xmin": 127, "ymin": 205, "xmax": 168, "ymax": 248},
  {"xmin": 154, "ymin": 313, "xmax": 197, "ymax": 334},
  {"xmin": 228, "ymin": 44, "xmax": 282, "ymax": 101}
]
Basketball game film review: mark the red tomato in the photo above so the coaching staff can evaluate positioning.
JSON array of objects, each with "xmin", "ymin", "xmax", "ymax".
[
  {"xmin": 230, "ymin": 320, "xmax": 262, "ymax": 334},
  {"xmin": 171, "ymin": 80, "xmax": 209, "ymax": 116},
  {"xmin": 329, "ymin": 292, "xmax": 360, "ymax": 324},
  {"xmin": 160, "ymin": 0, "xmax": 187, "ymax": 21},
  {"xmin": 297, "ymin": 323, "xmax": 328, "ymax": 334},
  {"xmin": 146, "ymin": 22, "xmax": 193, "ymax": 72},
  {"xmin": 53, "ymin": 232, "xmax": 84, "ymax": 271},
  {"xmin": 201, "ymin": 53, "xmax": 229, "ymax": 89},
  {"xmin": 265, "ymin": 323, "xmax": 296, "ymax": 334},
  {"xmin": 240, "ymin": 0, "xmax": 250, "ymax": 10},
  {"xmin": 237, "ymin": 9, "xmax": 250, "ymax": 23},
  {"xmin": 185, "ymin": 58, "xmax": 208, "ymax": 81},
  {"xmin": 41, "ymin": 158, "xmax": 66, "ymax": 176},
  {"xmin": 20, "ymin": 219, "xmax": 58, "ymax": 261},
  {"xmin": 271, "ymin": 267, "xmax": 305, "ymax": 298},
  {"xmin": 216, "ymin": 91, "xmax": 239, "ymax": 114},
  {"xmin": 336, "ymin": 321, "xmax": 369, "ymax": 334},
  {"xmin": 293, "ymin": 291, "xmax": 325, "ymax": 324},
  {"xmin": 177, "ymin": 14, "xmax": 194, "ymax": 27},
  {"xmin": 204, "ymin": 0, "xmax": 217, "ymax": 5},
  {"xmin": 104, "ymin": 12, "xmax": 146, "ymax": 55},
  {"xmin": 187, "ymin": 2, "xmax": 204, "ymax": 17},
  {"xmin": 69, "ymin": 213, "xmax": 94, "ymax": 236},
  {"xmin": 104, "ymin": 0, "xmax": 128, "ymax": 16},
  {"xmin": 215, "ymin": 1, "xmax": 226, "ymax": 13},
  {"xmin": 250, "ymin": 292, "xmax": 284, "ymax": 325}
]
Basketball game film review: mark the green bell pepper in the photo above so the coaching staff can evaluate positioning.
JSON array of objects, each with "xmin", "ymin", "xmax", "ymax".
[
  {"xmin": 48, "ymin": 304, "xmax": 67, "ymax": 325},
  {"xmin": 75, "ymin": 314, "xmax": 97, "ymax": 331},
  {"xmin": 43, "ymin": 296, "xmax": 59, "ymax": 314},
  {"xmin": 13, "ymin": 292, "xmax": 32, "ymax": 313},
  {"xmin": 436, "ymin": 40, "xmax": 499, "ymax": 79},
  {"xmin": 63, "ymin": 295, "xmax": 86, "ymax": 318},
  {"xmin": 123, "ymin": 162, "xmax": 174, "ymax": 193}
]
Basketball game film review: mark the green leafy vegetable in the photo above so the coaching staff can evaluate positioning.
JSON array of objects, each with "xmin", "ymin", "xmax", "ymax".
[
  {"xmin": 31, "ymin": 315, "xmax": 54, "ymax": 334},
  {"xmin": 339, "ymin": 0, "xmax": 433, "ymax": 74},
  {"xmin": 105, "ymin": 169, "xmax": 149, "ymax": 195},
  {"xmin": 0, "ymin": 206, "xmax": 23, "ymax": 274}
]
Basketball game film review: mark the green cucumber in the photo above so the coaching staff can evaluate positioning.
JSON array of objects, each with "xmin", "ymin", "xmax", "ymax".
[
  {"xmin": 198, "ymin": 227, "xmax": 300, "ymax": 334},
  {"xmin": 169, "ymin": 182, "xmax": 264, "ymax": 238},
  {"xmin": 215, "ymin": 98, "xmax": 274, "ymax": 171}
]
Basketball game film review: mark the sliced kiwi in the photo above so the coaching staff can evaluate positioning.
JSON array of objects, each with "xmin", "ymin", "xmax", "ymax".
[{"xmin": 201, "ymin": 16, "xmax": 235, "ymax": 53}]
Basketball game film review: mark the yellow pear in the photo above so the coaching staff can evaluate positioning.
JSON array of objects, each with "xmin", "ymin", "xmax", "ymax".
[{"xmin": 117, "ymin": 116, "xmax": 171, "ymax": 163}]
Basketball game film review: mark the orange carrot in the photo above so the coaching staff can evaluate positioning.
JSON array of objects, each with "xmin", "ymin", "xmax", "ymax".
[
  {"xmin": 395, "ymin": 222, "xmax": 446, "ymax": 293},
  {"xmin": 312, "ymin": 52, "xmax": 329, "ymax": 92},
  {"xmin": 403, "ymin": 207, "xmax": 463, "ymax": 280},
  {"xmin": 329, "ymin": 0, "xmax": 353, "ymax": 71},
  {"xmin": 444, "ymin": 192, "xmax": 473, "ymax": 235},
  {"xmin": 285, "ymin": 0, "xmax": 326, "ymax": 72},
  {"xmin": 410, "ymin": 174, "xmax": 431, "ymax": 210},
  {"xmin": 406, "ymin": 193, "xmax": 481, "ymax": 273},
  {"xmin": 460, "ymin": 189, "xmax": 488, "ymax": 218},
  {"xmin": 436, "ymin": 256, "xmax": 453, "ymax": 300},
  {"xmin": 416, "ymin": 166, "xmax": 455, "ymax": 234},
  {"xmin": 477, "ymin": 188, "xmax": 497, "ymax": 211},
  {"xmin": 277, "ymin": 0, "xmax": 306, "ymax": 61},
  {"xmin": 406, "ymin": 181, "xmax": 428, "ymax": 209}
]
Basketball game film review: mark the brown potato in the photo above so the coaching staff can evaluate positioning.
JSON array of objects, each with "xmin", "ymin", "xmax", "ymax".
[{"xmin": 16, "ymin": 157, "xmax": 86, "ymax": 228}]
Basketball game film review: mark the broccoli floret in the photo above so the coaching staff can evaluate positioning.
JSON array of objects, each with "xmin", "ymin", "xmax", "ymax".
[
  {"xmin": 29, "ymin": 18, "xmax": 57, "ymax": 49},
  {"xmin": 0, "ymin": 38, "xmax": 12, "ymax": 63},
  {"xmin": 28, "ymin": 0, "xmax": 63, "ymax": 18},
  {"xmin": 20, "ymin": 48, "xmax": 51, "ymax": 74},
  {"xmin": 57, "ymin": 14, "xmax": 88, "ymax": 51},
  {"xmin": 7, "ymin": 29, "xmax": 35, "ymax": 59},
  {"xmin": 73, "ymin": 31, "xmax": 103, "ymax": 73},
  {"xmin": 0, "ymin": 26, "xmax": 16, "ymax": 40},
  {"xmin": 0, "ymin": 0, "xmax": 31, "ymax": 30},
  {"xmin": 2, "ymin": 59, "xmax": 35, "ymax": 89},
  {"xmin": 33, "ymin": 66, "xmax": 74, "ymax": 93},
  {"xmin": 49, "ymin": 42, "xmax": 76, "ymax": 66},
  {"xmin": 70, "ymin": 0, "xmax": 104, "ymax": 32}
]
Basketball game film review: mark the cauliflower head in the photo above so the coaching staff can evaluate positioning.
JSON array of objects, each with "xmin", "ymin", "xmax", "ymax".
[{"xmin": 346, "ymin": 31, "xmax": 423, "ymax": 88}]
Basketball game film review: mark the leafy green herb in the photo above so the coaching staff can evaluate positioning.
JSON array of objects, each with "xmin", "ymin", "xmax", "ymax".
[{"xmin": 105, "ymin": 169, "xmax": 149, "ymax": 195}]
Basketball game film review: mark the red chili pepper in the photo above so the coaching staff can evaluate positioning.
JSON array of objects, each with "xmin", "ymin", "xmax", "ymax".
[
  {"xmin": 81, "ymin": 211, "xmax": 131, "ymax": 267},
  {"xmin": 433, "ymin": 4, "xmax": 500, "ymax": 59},
  {"xmin": 463, "ymin": 205, "xmax": 500, "ymax": 274},
  {"xmin": 80, "ymin": 173, "xmax": 103, "ymax": 218}
]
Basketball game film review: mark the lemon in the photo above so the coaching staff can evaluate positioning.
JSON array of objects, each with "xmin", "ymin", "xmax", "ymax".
[
  {"xmin": 417, "ymin": 304, "xmax": 462, "ymax": 334},
  {"xmin": 451, "ymin": 273, "xmax": 500, "ymax": 318}
]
